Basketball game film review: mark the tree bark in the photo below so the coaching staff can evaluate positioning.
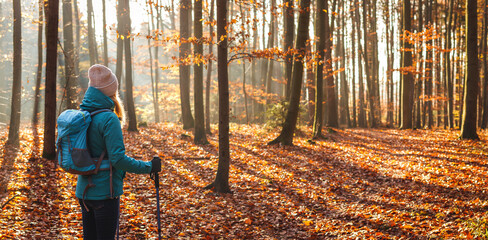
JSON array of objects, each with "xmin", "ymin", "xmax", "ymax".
[
  {"xmin": 63, "ymin": 0, "xmax": 77, "ymax": 109},
  {"xmin": 33, "ymin": 0, "xmax": 44, "ymax": 128},
  {"xmin": 7, "ymin": 0, "xmax": 22, "ymax": 147},
  {"xmin": 351, "ymin": 0, "xmax": 357, "ymax": 127},
  {"xmin": 460, "ymin": 0, "xmax": 479, "ymax": 140},
  {"xmin": 312, "ymin": 0, "xmax": 326, "ymax": 138},
  {"xmin": 193, "ymin": 0, "xmax": 208, "ymax": 144},
  {"xmin": 205, "ymin": 0, "xmax": 231, "ymax": 193},
  {"xmin": 205, "ymin": 0, "xmax": 215, "ymax": 133},
  {"xmin": 179, "ymin": 0, "xmax": 195, "ymax": 129},
  {"xmin": 362, "ymin": 0, "xmax": 375, "ymax": 127},
  {"xmin": 482, "ymin": 0, "xmax": 488, "ymax": 129},
  {"xmin": 265, "ymin": 0, "xmax": 276, "ymax": 105},
  {"xmin": 268, "ymin": 0, "xmax": 311, "ymax": 145},
  {"xmin": 283, "ymin": 0, "xmax": 294, "ymax": 99},
  {"xmin": 73, "ymin": 0, "xmax": 81, "ymax": 90},
  {"xmin": 102, "ymin": 0, "xmax": 109, "ymax": 66},
  {"xmin": 326, "ymin": 0, "xmax": 338, "ymax": 128},
  {"xmin": 445, "ymin": 0, "xmax": 455, "ymax": 128},
  {"xmin": 400, "ymin": 0, "xmax": 414, "ymax": 129},
  {"xmin": 355, "ymin": 0, "xmax": 366, "ymax": 127},
  {"xmin": 43, "ymin": 0, "xmax": 60, "ymax": 159},
  {"xmin": 115, "ymin": 0, "xmax": 124, "ymax": 89},
  {"xmin": 87, "ymin": 0, "xmax": 98, "ymax": 65},
  {"xmin": 122, "ymin": 0, "xmax": 137, "ymax": 131}
]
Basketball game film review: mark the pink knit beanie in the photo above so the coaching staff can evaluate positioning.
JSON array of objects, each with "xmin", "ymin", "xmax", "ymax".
[{"xmin": 88, "ymin": 64, "xmax": 118, "ymax": 97}]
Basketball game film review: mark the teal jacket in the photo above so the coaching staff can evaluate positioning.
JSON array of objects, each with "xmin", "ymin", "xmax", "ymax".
[{"xmin": 75, "ymin": 87, "xmax": 152, "ymax": 200}]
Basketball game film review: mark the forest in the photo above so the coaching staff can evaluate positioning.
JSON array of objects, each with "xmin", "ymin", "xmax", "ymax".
[{"xmin": 0, "ymin": 0, "xmax": 487, "ymax": 239}]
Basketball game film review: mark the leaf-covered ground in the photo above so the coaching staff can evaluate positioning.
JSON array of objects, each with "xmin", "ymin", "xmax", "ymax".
[{"xmin": 0, "ymin": 123, "xmax": 487, "ymax": 239}]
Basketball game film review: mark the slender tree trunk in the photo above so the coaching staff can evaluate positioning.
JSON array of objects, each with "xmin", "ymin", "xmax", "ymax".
[
  {"xmin": 362, "ymin": 0, "xmax": 375, "ymax": 127},
  {"xmin": 312, "ymin": 0, "xmax": 326, "ymax": 138},
  {"xmin": 351, "ymin": 0, "xmax": 357, "ymax": 127},
  {"xmin": 148, "ymin": 8, "xmax": 159, "ymax": 123},
  {"xmin": 7, "ymin": 0, "xmax": 22, "ymax": 147},
  {"xmin": 355, "ymin": 0, "xmax": 366, "ymax": 127},
  {"xmin": 193, "ymin": 0, "xmax": 208, "ymax": 144},
  {"xmin": 155, "ymin": 0, "xmax": 161, "ymax": 122},
  {"xmin": 445, "ymin": 0, "xmax": 455, "ymax": 128},
  {"xmin": 371, "ymin": 0, "xmax": 380, "ymax": 125},
  {"xmin": 415, "ymin": 0, "xmax": 423, "ymax": 129},
  {"xmin": 400, "ymin": 0, "xmax": 414, "ymax": 129},
  {"xmin": 115, "ymin": 0, "xmax": 124, "ymax": 85},
  {"xmin": 268, "ymin": 0, "xmax": 311, "ymax": 145},
  {"xmin": 425, "ymin": 0, "xmax": 433, "ymax": 128},
  {"xmin": 43, "ymin": 0, "xmax": 60, "ymax": 159},
  {"xmin": 63, "ymin": 0, "xmax": 77, "ymax": 109},
  {"xmin": 385, "ymin": 0, "xmax": 393, "ymax": 126},
  {"xmin": 265, "ymin": 0, "xmax": 276, "ymax": 104},
  {"xmin": 340, "ymin": 1, "xmax": 350, "ymax": 127},
  {"xmin": 284, "ymin": 0, "xmax": 294, "ymax": 99},
  {"xmin": 239, "ymin": 2, "xmax": 249, "ymax": 124},
  {"xmin": 122, "ymin": 0, "xmax": 137, "ymax": 131},
  {"xmin": 205, "ymin": 0, "xmax": 231, "ymax": 193},
  {"xmin": 102, "ymin": 0, "xmax": 108, "ymax": 66},
  {"xmin": 325, "ymin": 0, "xmax": 338, "ymax": 128},
  {"xmin": 460, "ymin": 0, "xmax": 479, "ymax": 140},
  {"xmin": 205, "ymin": 0, "xmax": 215, "ymax": 133},
  {"xmin": 251, "ymin": 3, "xmax": 258, "ymax": 122},
  {"xmin": 179, "ymin": 0, "xmax": 195, "ymax": 129},
  {"xmin": 87, "ymin": 0, "xmax": 98, "ymax": 65},
  {"xmin": 33, "ymin": 0, "xmax": 44, "ymax": 128},
  {"xmin": 73, "ymin": 0, "xmax": 81, "ymax": 89}
]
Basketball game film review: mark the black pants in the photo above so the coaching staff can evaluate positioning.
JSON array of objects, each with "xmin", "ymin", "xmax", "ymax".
[{"xmin": 78, "ymin": 198, "xmax": 119, "ymax": 240}]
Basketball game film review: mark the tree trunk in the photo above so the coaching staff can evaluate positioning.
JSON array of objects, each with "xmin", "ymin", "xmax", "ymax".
[
  {"xmin": 445, "ymin": 0, "xmax": 454, "ymax": 128},
  {"xmin": 425, "ymin": 0, "xmax": 433, "ymax": 128},
  {"xmin": 179, "ymin": 0, "xmax": 195, "ymax": 129},
  {"xmin": 460, "ymin": 0, "xmax": 479, "ymax": 140},
  {"xmin": 102, "ymin": 0, "xmax": 108, "ymax": 66},
  {"xmin": 385, "ymin": 0, "xmax": 393, "ymax": 126},
  {"xmin": 482, "ymin": 0, "xmax": 488, "ymax": 129},
  {"xmin": 355, "ymin": 0, "xmax": 366, "ymax": 127},
  {"xmin": 73, "ymin": 0, "xmax": 81, "ymax": 90},
  {"xmin": 284, "ymin": 0, "xmax": 294, "ymax": 99},
  {"xmin": 265, "ymin": 0, "xmax": 276, "ymax": 105},
  {"xmin": 268, "ymin": 0, "xmax": 311, "ymax": 146},
  {"xmin": 351, "ymin": 0, "xmax": 357, "ymax": 127},
  {"xmin": 115, "ymin": 0, "xmax": 124, "ymax": 87},
  {"xmin": 43, "ymin": 0, "xmax": 60, "ymax": 159},
  {"xmin": 205, "ymin": 0, "xmax": 231, "ymax": 193},
  {"xmin": 33, "ymin": 0, "xmax": 44, "ymax": 128},
  {"xmin": 193, "ymin": 0, "xmax": 208, "ymax": 144},
  {"xmin": 87, "ymin": 0, "xmax": 98, "ymax": 65},
  {"xmin": 326, "ymin": 0, "xmax": 338, "ymax": 128},
  {"xmin": 122, "ymin": 0, "xmax": 137, "ymax": 131},
  {"xmin": 205, "ymin": 0, "xmax": 215, "ymax": 133},
  {"xmin": 400, "ymin": 0, "xmax": 414, "ymax": 129},
  {"xmin": 340, "ymin": 1, "xmax": 350, "ymax": 127},
  {"xmin": 312, "ymin": 0, "xmax": 326, "ymax": 138},
  {"xmin": 362, "ymin": 0, "xmax": 375, "ymax": 127},
  {"xmin": 7, "ymin": 0, "xmax": 22, "ymax": 147},
  {"xmin": 63, "ymin": 0, "xmax": 77, "ymax": 109}
]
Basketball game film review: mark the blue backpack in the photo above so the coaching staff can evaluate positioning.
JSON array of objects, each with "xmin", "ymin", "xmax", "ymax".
[{"xmin": 56, "ymin": 109, "xmax": 112, "ymax": 175}]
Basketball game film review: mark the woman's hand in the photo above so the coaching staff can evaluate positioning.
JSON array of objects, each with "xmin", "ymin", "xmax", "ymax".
[{"xmin": 150, "ymin": 157, "xmax": 161, "ymax": 173}]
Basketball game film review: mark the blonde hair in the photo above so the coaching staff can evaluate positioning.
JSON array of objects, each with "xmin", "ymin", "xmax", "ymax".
[{"xmin": 110, "ymin": 94, "xmax": 126, "ymax": 126}]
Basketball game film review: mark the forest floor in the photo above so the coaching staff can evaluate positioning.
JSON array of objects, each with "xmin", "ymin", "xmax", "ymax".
[{"xmin": 0, "ymin": 123, "xmax": 487, "ymax": 239}]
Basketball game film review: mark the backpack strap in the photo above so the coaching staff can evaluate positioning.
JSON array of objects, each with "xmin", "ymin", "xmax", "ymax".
[{"xmin": 82, "ymin": 176, "xmax": 95, "ymax": 212}]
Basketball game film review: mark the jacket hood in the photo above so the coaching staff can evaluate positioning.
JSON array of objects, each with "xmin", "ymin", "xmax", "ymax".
[{"xmin": 80, "ymin": 87, "xmax": 115, "ymax": 112}]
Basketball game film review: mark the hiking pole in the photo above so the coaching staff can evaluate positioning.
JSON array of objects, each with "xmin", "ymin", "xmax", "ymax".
[{"xmin": 150, "ymin": 157, "xmax": 162, "ymax": 240}]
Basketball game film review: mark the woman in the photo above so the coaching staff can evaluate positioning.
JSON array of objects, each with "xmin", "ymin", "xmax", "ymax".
[{"xmin": 76, "ymin": 64, "xmax": 161, "ymax": 239}]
